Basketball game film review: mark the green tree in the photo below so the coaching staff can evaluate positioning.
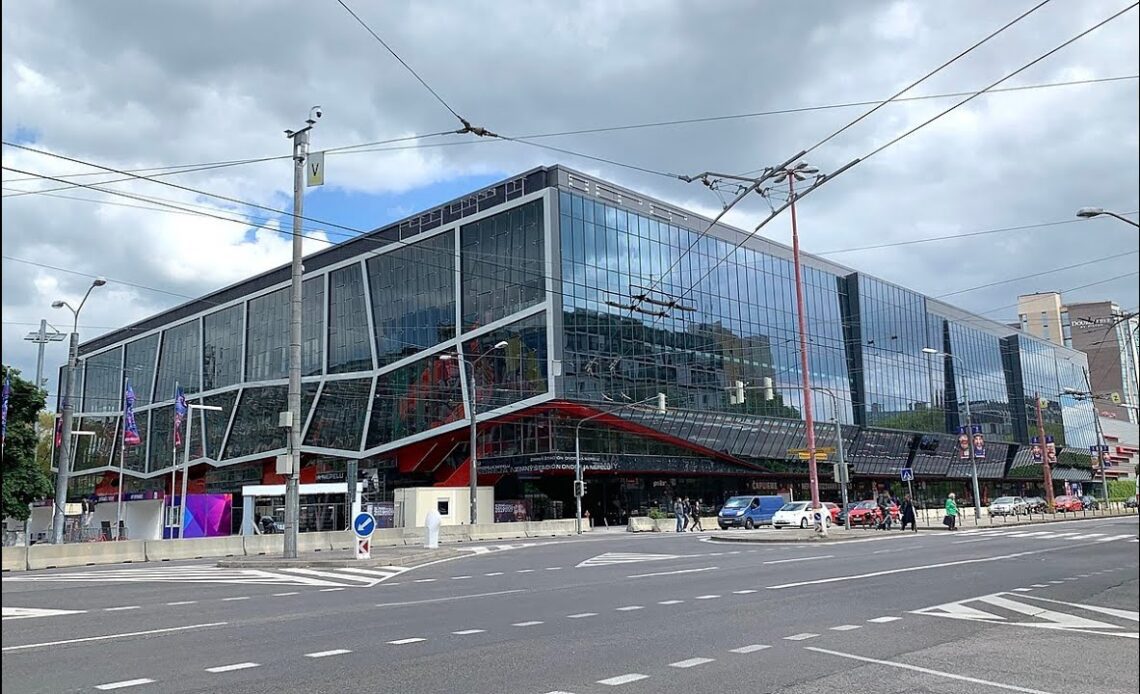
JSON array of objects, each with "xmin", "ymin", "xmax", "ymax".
[{"xmin": 2, "ymin": 366, "xmax": 52, "ymax": 521}]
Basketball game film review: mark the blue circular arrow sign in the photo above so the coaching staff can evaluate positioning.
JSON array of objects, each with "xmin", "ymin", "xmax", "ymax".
[{"xmin": 353, "ymin": 512, "xmax": 376, "ymax": 538}]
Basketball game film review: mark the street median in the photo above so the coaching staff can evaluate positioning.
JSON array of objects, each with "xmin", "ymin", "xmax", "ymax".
[{"xmin": 26, "ymin": 539, "xmax": 147, "ymax": 569}]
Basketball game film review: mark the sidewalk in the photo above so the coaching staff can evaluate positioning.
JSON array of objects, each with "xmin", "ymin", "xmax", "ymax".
[{"xmin": 216, "ymin": 545, "xmax": 462, "ymax": 569}]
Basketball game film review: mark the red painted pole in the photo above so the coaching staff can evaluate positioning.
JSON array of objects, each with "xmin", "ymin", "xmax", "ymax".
[{"xmin": 788, "ymin": 174, "xmax": 821, "ymax": 515}]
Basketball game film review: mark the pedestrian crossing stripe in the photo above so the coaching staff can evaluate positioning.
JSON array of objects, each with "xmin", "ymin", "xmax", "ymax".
[
  {"xmin": 912, "ymin": 592, "xmax": 1139, "ymax": 638},
  {"xmin": 576, "ymin": 552, "xmax": 681, "ymax": 568},
  {"xmin": 462, "ymin": 543, "xmax": 536, "ymax": 555},
  {"xmin": 0, "ymin": 564, "xmax": 409, "ymax": 588},
  {"xmin": 948, "ymin": 529, "xmax": 1133, "ymax": 543}
]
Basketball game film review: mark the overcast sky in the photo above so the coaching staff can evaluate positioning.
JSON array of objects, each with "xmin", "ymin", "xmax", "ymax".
[{"xmin": 3, "ymin": 0, "xmax": 1137, "ymax": 400}]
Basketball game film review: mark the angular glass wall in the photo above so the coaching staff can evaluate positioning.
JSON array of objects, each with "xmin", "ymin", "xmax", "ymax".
[
  {"xmin": 203, "ymin": 305, "xmax": 243, "ymax": 390},
  {"xmin": 1056, "ymin": 355, "xmax": 1097, "ymax": 448},
  {"xmin": 305, "ymin": 377, "xmax": 373, "ymax": 450},
  {"xmin": 156, "ymin": 320, "xmax": 201, "ymax": 398},
  {"xmin": 463, "ymin": 313, "xmax": 549, "ymax": 414},
  {"xmin": 72, "ymin": 416, "xmax": 119, "ymax": 471},
  {"xmin": 947, "ymin": 321, "xmax": 1012, "ymax": 442},
  {"xmin": 124, "ymin": 334, "xmax": 159, "ymax": 406},
  {"xmin": 857, "ymin": 277, "xmax": 939, "ymax": 432},
  {"xmin": 223, "ymin": 383, "xmax": 318, "ymax": 460},
  {"xmin": 1019, "ymin": 336, "xmax": 1065, "ymax": 444},
  {"xmin": 327, "ymin": 264, "xmax": 373, "ymax": 374},
  {"xmin": 461, "ymin": 199, "xmax": 545, "ymax": 331},
  {"xmin": 558, "ymin": 191, "xmax": 851, "ymax": 426},
  {"xmin": 366, "ymin": 354, "xmax": 464, "ymax": 449},
  {"xmin": 367, "ymin": 231, "xmax": 456, "ymax": 367},
  {"xmin": 122, "ymin": 410, "xmax": 148, "ymax": 472},
  {"xmin": 201, "ymin": 390, "xmax": 238, "ymax": 461},
  {"xmin": 148, "ymin": 404, "xmax": 176, "ymax": 472},
  {"xmin": 82, "ymin": 347, "xmax": 123, "ymax": 413},
  {"xmin": 246, "ymin": 278, "xmax": 324, "ymax": 381}
]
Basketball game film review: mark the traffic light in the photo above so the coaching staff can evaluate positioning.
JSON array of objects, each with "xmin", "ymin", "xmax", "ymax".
[{"xmin": 573, "ymin": 480, "xmax": 587, "ymax": 498}]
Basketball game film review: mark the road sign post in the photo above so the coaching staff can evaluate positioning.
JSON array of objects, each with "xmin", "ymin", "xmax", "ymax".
[
  {"xmin": 353, "ymin": 511, "xmax": 376, "ymax": 560},
  {"xmin": 900, "ymin": 468, "xmax": 914, "ymax": 506}
]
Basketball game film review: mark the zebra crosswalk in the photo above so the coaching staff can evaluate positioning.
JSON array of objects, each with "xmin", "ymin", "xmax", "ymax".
[
  {"xmin": 576, "ymin": 552, "xmax": 681, "ymax": 568},
  {"xmin": 951, "ymin": 528, "xmax": 1137, "ymax": 544},
  {"xmin": 1, "ymin": 564, "xmax": 409, "ymax": 588}
]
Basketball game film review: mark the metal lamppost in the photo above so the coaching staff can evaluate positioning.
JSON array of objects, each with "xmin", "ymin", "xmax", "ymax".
[
  {"xmin": 50, "ymin": 277, "xmax": 107, "ymax": 544},
  {"xmin": 1076, "ymin": 207, "xmax": 1139, "ymax": 228},
  {"xmin": 440, "ymin": 340, "xmax": 509, "ymax": 525},
  {"xmin": 574, "ymin": 393, "xmax": 667, "ymax": 534},
  {"xmin": 773, "ymin": 162, "xmax": 825, "ymax": 525},
  {"xmin": 177, "ymin": 403, "xmax": 224, "ymax": 539},
  {"xmin": 922, "ymin": 347, "xmax": 982, "ymax": 520}
]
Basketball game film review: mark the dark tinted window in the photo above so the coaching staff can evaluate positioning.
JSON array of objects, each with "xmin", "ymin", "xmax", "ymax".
[{"xmin": 328, "ymin": 265, "xmax": 373, "ymax": 374}]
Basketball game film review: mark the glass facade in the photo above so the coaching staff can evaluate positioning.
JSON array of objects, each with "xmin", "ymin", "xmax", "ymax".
[
  {"xmin": 66, "ymin": 168, "xmax": 1097, "ymax": 504},
  {"xmin": 367, "ymin": 231, "xmax": 456, "ymax": 367}
]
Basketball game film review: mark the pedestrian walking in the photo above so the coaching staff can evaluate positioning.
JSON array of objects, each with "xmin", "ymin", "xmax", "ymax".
[
  {"xmin": 689, "ymin": 499, "xmax": 703, "ymax": 531},
  {"xmin": 674, "ymin": 496, "xmax": 686, "ymax": 532},
  {"xmin": 899, "ymin": 494, "xmax": 917, "ymax": 532},
  {"xmin": 943, "ymin": 492, "xmax": 959, "ymax": 531},
  {"xmin": 876, "ymin": 487, "xmax": 893, "ymax": 530}
]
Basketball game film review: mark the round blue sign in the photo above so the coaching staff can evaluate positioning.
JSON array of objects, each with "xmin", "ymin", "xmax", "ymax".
[{"xmin": 353, "ymin": 512, "xmax": 376, "ymax": 538}]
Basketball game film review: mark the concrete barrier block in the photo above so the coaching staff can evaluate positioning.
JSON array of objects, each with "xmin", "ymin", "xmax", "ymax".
[
  {"xmin": 625, "ymin": 517, "xmax": 658, "ymax": 533},
  {"xmin": 370, "ymin": 528, "xmax": 405, "ymax": 548},
  {"xmin": 437, "ymin": 525, "xmax": 471, "ymax": 544},
  {"xmin": 2, "ymin": 546, "xmax": 28, "ymax": 572},
  {"xmin": 296, "ymin": 531, "xmax": 335, "ymax": 553},
  {"xmin": 26, "ymin": 540, "xmax": 147, "ymax": 569},
  {"xmin": 145, "ymin": 536, "xmax": 243, "ymax": 561},
  {"xmin": 243, "ymin": 534, "xmax": 284, "ymax": 556}
]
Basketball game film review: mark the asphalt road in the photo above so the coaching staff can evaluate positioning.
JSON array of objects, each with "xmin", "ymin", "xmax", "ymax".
[{"xmin": 3, "ymin": 516, "xmax": 1137, "ymax": 694}]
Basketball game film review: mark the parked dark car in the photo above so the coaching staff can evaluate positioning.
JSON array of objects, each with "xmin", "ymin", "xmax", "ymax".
[
  {"xmin": 1078, "ymin": 495, "xmax": 1100, "ymax": 511},
  {"xmin": 1125, "ymin": 497, "xmax": 1139, "ymax": 509},
  {"xmin": 1023, "ymin": 496, "xmax": 1047, "ymax": 513}
]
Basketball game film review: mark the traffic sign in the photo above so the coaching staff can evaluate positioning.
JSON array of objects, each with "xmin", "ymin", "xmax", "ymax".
[
  {"xmin": 900, "ymin": 468, "xmax": 914, "ymax": 482},
  {"xmin": 355, "ymin": 536, "xmax": 371, "ymax": 560},
  {"xmin": 353, "ymin": 512, "xmax": 376, "ymax": 539}
]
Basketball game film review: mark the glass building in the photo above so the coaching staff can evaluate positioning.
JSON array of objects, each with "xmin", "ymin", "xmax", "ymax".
[{"xmin": 60, "ymin": 166, "xmax": 1099, "ymax": 525}]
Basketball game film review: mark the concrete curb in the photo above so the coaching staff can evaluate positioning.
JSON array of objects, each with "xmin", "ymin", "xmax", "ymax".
[{"xmin": 216, "ymin": 548, "xmax": 461, "ymax": 569}]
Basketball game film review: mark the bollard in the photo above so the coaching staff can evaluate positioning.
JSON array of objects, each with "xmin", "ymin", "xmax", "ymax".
[{"xmin": 424, "ymin": 509, "xmax": 441, "ymax": 549}]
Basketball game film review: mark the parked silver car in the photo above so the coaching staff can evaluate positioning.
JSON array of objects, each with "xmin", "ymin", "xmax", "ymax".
[{"xmin": 989, "ymin": 496, "xmax": 1027, "ymax": 516}]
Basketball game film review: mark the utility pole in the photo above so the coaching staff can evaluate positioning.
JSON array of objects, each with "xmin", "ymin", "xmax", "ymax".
[
  {"xmin": 960, "ymin": 380, "xmax": 982, "ymax": 520},
  {"xmin": 283, "ymin": 106, "xmax": 320, "ymax": 559},
  {"xmin": 24, "ymin": 320, "xmax": 66, "ymax": 442},
  {"xmin": 775, "ymin": 162, "xmax": 824, "ymax": 532},
  {"xmin": 1035, "ymin": 392, "xmax": 1056, "ymax": 508}
]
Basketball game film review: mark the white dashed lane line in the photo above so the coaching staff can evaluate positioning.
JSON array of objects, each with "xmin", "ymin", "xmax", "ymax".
[
  {"xmin": 867, "ymin": 616, "xmax": 901, "ymax": 623},
  {"xmin": 305, "ymin": 649, "xmax": 352, "ymax": 658},
  {"xmin": 221, "ymin": 596, "xmax": 250, "ymax": 602},
  {"xmin": 205, "ymin": 662, "xmax": 260, "ymax": 673},
  {"xmin": 387, "ymin": 637, "xmax": 426, "ymax": 645},
  {"xmin": 670, "ymin": 657, "xmax": 715, "ymax": 668},
  {"xmin": 451, "ymin": 576, "xmax": 471, "ymax": 580},
  {"xmin": 414, "ymin": 579, "xmax": 437, "ymax": 583},
  {"xmin": 695, "ymin": 594, "xmax": 721, "ymax": 600},
  {"xmin": 452, "ymin": 629, "xmax": 485, "ymax": 635},
  {"xmin": 616, "ymin": 606, "xmax": 644, "ymax": 611},
  {"xmin": 272, "ymin": 592, "xmax": 299, "ymax": 597},
  {"xmin": 513, "ymin": 621, "xmax": 543, "ymax": 627},
  {"xmin": 831, "ymin": 624, "xmax": 862, "ymax": 631},
  {"xmin": 658, "ymin": 600, "xmax": 684, "ymax": 605},
  {"xmin": 94, "ymin": 679, "xmax": 156, "ymax": 690},
  {"xmin": 784, "ymin": 633, "xmax": 820, "ymax": 641},
  {"xmin": 104, "ymin": 606, "xmax": 141, "ymax": 612},
  {"xmin": 517, "ymin": 569, "xmax": 535, "ymax": 573},
  {"xmin": 597, "ymin": 673, "xmax": 649, "ymax": 686},
  {"xmin": 567, "ymin": 613, "xmax": 597, "ymax": 619},
  {"xmin": 730, "ymin": 644, "xmax": 771, "ymax": 654},
  {"xmin": 166, "ymin": 600, "xmax": 198, "ymax": 605}
]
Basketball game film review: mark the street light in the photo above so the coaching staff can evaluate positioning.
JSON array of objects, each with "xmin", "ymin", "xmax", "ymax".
[
  {"xmin": 574, "ymin": 393, "xmax": 667, "ymax": 534},
  {"xmin": 177, "ymin": 403, "xmax": 224, "ymax": 539},
  {"xmin": 922, "ymin": 347, "xmax": 982, "ymax": 520},
  {"xmin": 439, "ymin": 340, "xmax": 509, "ymax": 525},
  {"xmin": 1076, "ymin": 207, "xmax": 1139, "ymax": 228},
  {"xmin": 50, "ymin": 277, "xmax": 107, "ymax": 544}
]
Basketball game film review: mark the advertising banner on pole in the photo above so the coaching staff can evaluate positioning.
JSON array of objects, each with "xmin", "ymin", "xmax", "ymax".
[
  {"xmin": 970, "ymin": 425, "xmax": 986, "ymax": 460},
  {"xmin": 1030, "ymin": 436, "xmax": 1043, "ymax": 463}
]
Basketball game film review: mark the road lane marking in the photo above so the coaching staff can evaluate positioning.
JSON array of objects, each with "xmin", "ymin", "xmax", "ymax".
[
  {"xmin": 766, "ymin": 549, "xmax": 1053, "ymax": 589},
  {"xmin": 513, "ymin": 621, "xmax": 543, "ymax": 627},
  {"xmin": 306, "ymin": 649, "xmax": 351, "ymax": 658},
  {"xmin": 104, "ymin": 606, "xmax": 141, "ymax": 611},
  {"xmin": 94, "ymin": 679, "xmax": 156, "ymax": 690},
  {"xmin": 451, "ymin": 576, "xmax": 472, "ymax": 580},
  {"xmin": 452, "ymin": 629, "xmax": 485, "ymax": 635},
  {"xmin": 784, "ymin": 633, "xmax": 819, "ymax": 640},
  {"xmin": 1031, "ymin": 584, "xmax": 1049, "ymax": 588},
  {"xmin": 166, "ymin": 600, "xmax": 199, "ymax": 605},
  {"xmin": 272, "ymin": 592, "xmax": 299, "ymax": 597},
  {"xmin": 831, "ymin": 625, "xmax": 861, "ymax": 631},
  {"xmin": 730, "ymin": 644, "xmax": 770, "ymax": 653},
  {"xmin": 517, "ymin": 569, "xmax": 535, "ymax": 573},
  {"xmin": 222, "ymin": 596, "xmax": 250, "ymax": 601},
  {"xmin": 616, "ymin": 606, "xmax": 644, "ymax": 611},
  {"xmin": 868, "ymin": 616, "xmax": 901, "ymax": 623},
  {"xmin": 3, "ymin": 622, "xmax": 228, "ymax": 652},
  {"xmin": 763, "ymin": 555, "xmax": 833, "ymax": 565},
  {"xmin": 485, "ymin": 572, "xmax": 504, "ymax": 576},
  {"xmin": 1013, "ymin": 588, "xmax": 1033, "ymax": 592},
  {"xmin": 414, "ymin": 578, "xmax": 437, "ymax": 583},
  {"xmin": 658, "ymin": 600, "xmax": 684, "ymax": 605},
  {"xmin": 545, "ymin": 567, "xmax": 563, "ymax": 571},
  {"xmin": 629, "ymin": 566, "xmax": 717, "ymax": 579},
  {"xmin": 567, "ymin": 613, "xmax": 597, "ymax": 619},
  {"xmin": 375, "ymin": 589, "xmax": 524, "ymax": 608},
  {"xmin": 388, "ymin": 637, "xmax": 426, "ymax": 645},
  {"xmin": 670, "ymin": 657, "xmax": 714, "ymax": 668},
  {"xmin": 806, "ymin": 646, "xmax": 1059, "ymax": 693},
  {"xmin": 319, "ymin": 588, "xmax": 345, "ymax": 592},
  {"xmin": 1017, "ymin": 595, "xmax": 1138, "ymax": 621},
  {"xmin": 1097, "ymin": 534, "xmax": 1135, "ymax": 542},
  {"xmin": 733, "ymin": 589, "xmax": 757, "ymax": 594},
  {"xmin": 2, "ymin": 607, "xmax": 86, "ymax": 620},
  {"xmin": 598, "ymin": 673, "xmax": 649, "ymax": 685},
  {"xmin": 695, "ymin": 594, "xmax": 721, "ymax": 600},
  {"xmin": 205, "ymin": 662, "xmax": 260, "ymax": 673}
]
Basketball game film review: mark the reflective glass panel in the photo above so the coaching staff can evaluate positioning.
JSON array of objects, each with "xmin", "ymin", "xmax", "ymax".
[
  {"xmin": 203, "ymin": 305, "xmax": 243, "ymax": 390},
  {"xmin": 156, "ymin": 320, "xmax": 201, "ymax": 398},
  {"xmin": 82, "ymin": 347, "xmax": 122, "ymax": 413},
  {"xmin": 246, "ymin": 278, "xmax": 324, "ymax": 381},
  {"xmin": 304, "ymin": 377, "xmax": 372, "ymax": 450},
  {"xmin": 461, "ymin": 199, "xmax": 545, "ymax": 331},
  {"xmin": 464, "ymin": 313, "xmax": 549, "ymax": 414},
  {"xmin": 72, "ymin": 416, "xmax": 119, "ymax": 471},
  {"xmin": 366, "ymin": 354, "xmax": 464, "ymax": 449},
  {"xmin": 124, "ymin": 334, "xmax": 159, "ymax": 406},
  {"xmin": 222, "ymin": 383, "xmax": 318, "ymax": 460},
  {"xmin": 328, "ymin": 265, "xmax": 373, "ymax": 374}
]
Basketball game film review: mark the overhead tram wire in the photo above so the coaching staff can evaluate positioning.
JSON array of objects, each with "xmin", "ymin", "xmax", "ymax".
[
  {"xmin": 612, "ymin": 0, "xmax": 1059, "ymax": 340},
  {"xmin": 936, "ymin": 251, "xmax": 1140, "ymax": 298}
]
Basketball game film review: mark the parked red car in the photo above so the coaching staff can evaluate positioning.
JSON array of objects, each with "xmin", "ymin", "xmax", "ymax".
[
  {"xmin": 823, "ymin": 502, "xmax": 841, "ymax": 523},
  {"xmin": 1053, "ymin": 495, "xmax": 1083, "ymax": 512},
  {"xmin": 846, "ymin": 500, "xmax": 900, "ymax": 526}
]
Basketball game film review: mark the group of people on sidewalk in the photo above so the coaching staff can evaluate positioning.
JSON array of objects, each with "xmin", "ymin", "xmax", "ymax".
[
  {"xmin": 673, "ymin": 496, "xmax": 704, "ymax": 532},
  {"xmin": 872, "ymin": 487, "xmax": 963, "ymax": 532}
]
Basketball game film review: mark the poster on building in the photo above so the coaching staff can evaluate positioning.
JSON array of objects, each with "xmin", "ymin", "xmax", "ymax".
[
  {"xmin": 971, "ymin": 425, "xmax": 986, "ymax": 460},
  {"xmin": 1045, "ymin": 435, "xmax": 1057, "ymax": 465},
  {"xmin": 956, "ymin": 427, "xmax": 970, "ymax": 460},
  {"xmin": 494, "ymin": 500, "xmax": 530, "ymax": 522},
  {"xmin": 1030, "ymin": 437, "xmax": 1043, "ymax": 463}
]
